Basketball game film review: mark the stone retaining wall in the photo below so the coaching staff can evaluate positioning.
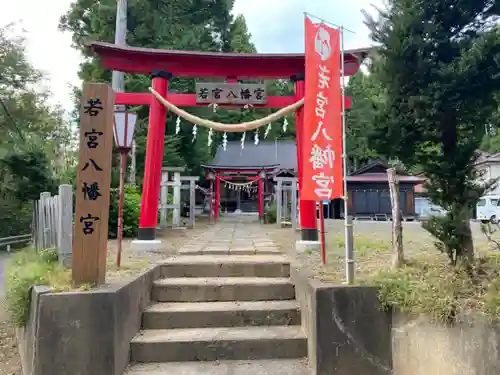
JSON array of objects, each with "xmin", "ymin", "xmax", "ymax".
[
  {"xmin": 17, "ymin": 266, "xmax": 160, "ymax": 375},
  {"xmin": 290, "ymin": 264, "xmax": 500, "ymax": 375},
  {"xmin": 17, "ymin": 261, "xmax": 500, "ymax": 375},
  {"xmin": 393, "ymin": 314, "xmax": 500, "ymax": 375},
  {"xmin": 290, "ymin": 266, "xmax": 392, "ymax": 375}
]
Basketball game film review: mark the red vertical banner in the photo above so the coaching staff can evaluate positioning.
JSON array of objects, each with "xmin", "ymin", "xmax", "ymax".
[{"xmin": 302, "ymin": 16, "xmax": 343, "ymax": 200}]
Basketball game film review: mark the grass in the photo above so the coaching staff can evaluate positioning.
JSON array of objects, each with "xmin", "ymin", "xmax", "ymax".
[
  {"xmin": 266, "ymin": 220, "xmax": 500, "ymax": 324},
  {"xmin": 4, "ymin": 248, "xmax": 79, "ymax": 327},
  {"xmin": 3, "ymin": 220, "xmax": 213, "ymax": 328},
  {"xmin": 366, "ymin": 255, "xmax": 500, "ymax": 323}
]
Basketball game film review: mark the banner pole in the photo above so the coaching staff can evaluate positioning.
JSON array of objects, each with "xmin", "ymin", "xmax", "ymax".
[{"xmin": 340, "ymin": 26, "xmax": 354, "ymax": 284}]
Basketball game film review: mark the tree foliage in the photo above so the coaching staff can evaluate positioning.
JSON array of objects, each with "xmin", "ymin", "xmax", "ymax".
[
  {"xmin": 59, "ymin": 0, "xmax": 295, "ymax": 181},
  {"xmin": 345, "ymin": 68, "xmax": 382, "ymax": 171},
  {"xmin": 365, "ymin": 1, "xmax": 500, "ymax": 263},
  {"xmin": 0, "ymin": 25, "xmax": 71, "ymax": 239}
]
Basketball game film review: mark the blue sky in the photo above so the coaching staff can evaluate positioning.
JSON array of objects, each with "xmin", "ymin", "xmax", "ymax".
[{"xmin": 0, "ymin": 0, "xmax": 381, "ymax": 114}]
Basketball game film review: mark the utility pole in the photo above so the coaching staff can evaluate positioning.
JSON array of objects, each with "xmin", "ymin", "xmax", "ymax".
[{"xmin": 112, "ymin": 0, "xmax": 137, "ymax": 185}]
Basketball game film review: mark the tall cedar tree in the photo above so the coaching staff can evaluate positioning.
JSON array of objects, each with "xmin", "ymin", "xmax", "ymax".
[{"xmin": 365, "ymin": 1, "xmax": 500, "ymax": 264}]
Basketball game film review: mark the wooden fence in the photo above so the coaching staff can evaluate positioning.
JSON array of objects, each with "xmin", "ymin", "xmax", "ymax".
[{"xmin": 32, "ymin": 184, "xmax": 73, "ymax": 267}]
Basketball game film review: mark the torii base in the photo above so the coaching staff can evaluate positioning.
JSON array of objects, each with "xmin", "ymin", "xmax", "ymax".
[
  {"xmin": 131, "ymin": 239, "xmax": 163, "ymax": 251},
  {"xmin": 295, "ymin": 240, "xmax": 320, "ymax": 253}
]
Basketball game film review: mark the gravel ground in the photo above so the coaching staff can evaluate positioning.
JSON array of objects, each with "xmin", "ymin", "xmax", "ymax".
[
  {"xmin": 0, "ymin": 219, "xmax": 211, "ymax": 375},
  {"xmin": 265, "ymin": 219, "xmax": 495, "ymax": 282},
  {"xmin": 0, "ymin": 304, "xmax": 20, "ymax": 375}
]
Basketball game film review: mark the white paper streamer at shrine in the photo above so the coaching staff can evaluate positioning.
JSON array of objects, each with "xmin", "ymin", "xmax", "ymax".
[
  {"xmin": 175, "ymin": 116, "xmax": 181, "ymax": 134},
  {"xmin": 192, "ymin": 124, "xmax": 197, "ymax": 142},
  {"xmin": 254, "ymin": 129, "xmax": 259, "ymax": 145},
  {"xmin": 264, "ymin": 123, "xmax": 271, "ymax": 138},
  {"xmin": 208, "ymin": 128, "xmax": 213, "ymax": 146},
  {"xmin": 222, "ymin": 132, "xmax": 228, "ymax": 151},
  {"xmin": 169, "ymin": 104, "xmax": 291, "ymax": 149},
  {"xmin": 241, "ymin": 131, "xmax": 246, "ymax": 149}
]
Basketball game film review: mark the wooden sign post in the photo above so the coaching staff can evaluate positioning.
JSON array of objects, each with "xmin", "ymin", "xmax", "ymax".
[{"xmin": 72, "ymin": 83, "xmax": 114, "ymax": 285}]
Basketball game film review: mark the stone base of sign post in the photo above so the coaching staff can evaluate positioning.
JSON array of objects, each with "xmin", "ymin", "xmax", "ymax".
[{"xmin": 295, "ymin": 240, "xmax": 321, "ymax": 253}]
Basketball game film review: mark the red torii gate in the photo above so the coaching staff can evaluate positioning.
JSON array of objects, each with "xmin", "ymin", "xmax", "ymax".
[{"xmin": 89, "ymin": 42, "xmax": 366, "ymax": 245}]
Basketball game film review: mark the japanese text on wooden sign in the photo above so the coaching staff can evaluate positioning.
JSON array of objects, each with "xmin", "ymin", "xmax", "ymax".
[
  {"xmin": 195, "ymin": 82, "xmax": 267, "ymax": 105},
  {"xmin": 301, "ymin": 17, "xmax": 344, "ymax": 200},
  {"xmin": 72, "ymin": 83, "xmax": 114, "ymax": 285}
]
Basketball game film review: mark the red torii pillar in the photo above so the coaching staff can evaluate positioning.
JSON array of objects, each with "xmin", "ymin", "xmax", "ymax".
[
  {"xmin": 137, "ymin": 71, "xmax": 171, "ymax": 242},
  {"xmin": 292, "ymin": 73, "xmax": 318, "ymax": 241}
]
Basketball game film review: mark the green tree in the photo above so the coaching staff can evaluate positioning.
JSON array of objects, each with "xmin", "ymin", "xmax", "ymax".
[
  {"xmin": 0, "ymin": 25, "xmax": 68, "ymax": 238},
  {"xmin": 479, "ymin": 94, "xmax": 500, "ymax": 153},
  {"xmin": 365, "ymin": 1, "xmax": 500, "ymax": 264},
  {"xmin": 60, "ymin": 0, "xmax": 262, "ymax": 179},
  {"xmin": 345, "ymin": 68, "xmax": 381, "ymax": 171}
]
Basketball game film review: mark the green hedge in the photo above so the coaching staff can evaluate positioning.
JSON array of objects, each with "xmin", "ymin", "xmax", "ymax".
[
  {"xmin": 264, "ymin": 202, "xmax": 277, "ymax": 224},
  {"xmin": 108, "ymin": 185, "xmax": 141, "ymax": 239}
]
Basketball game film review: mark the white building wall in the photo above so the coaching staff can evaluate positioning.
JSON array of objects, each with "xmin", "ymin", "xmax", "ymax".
[
  {"xmin": 488, "ymin": 165, "xmax": 500, "ymax": 195},
  {"xmin": 475, "ymin": 163, "xmax": 500, "ymax": 195}
]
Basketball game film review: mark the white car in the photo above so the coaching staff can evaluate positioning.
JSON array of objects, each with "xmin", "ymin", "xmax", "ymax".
[{"xmin": 476, "ymin": 195, "xmax": 500, "ymax": 224}]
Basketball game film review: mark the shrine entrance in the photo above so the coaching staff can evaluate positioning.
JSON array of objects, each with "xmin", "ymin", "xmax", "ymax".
[
  {"xmin": 203, "ymin": 166, "xmax": 278, "ymax": 221},
  {"xmin": 89, "ymin": 42, "xmax": 365, "ymax": 247}
]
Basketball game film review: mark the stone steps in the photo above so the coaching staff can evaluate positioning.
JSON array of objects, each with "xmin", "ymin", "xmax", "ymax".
[
  {"xmin": 152, "ymin": 277, "xmax": 295, "ymax": 302},
  {"xmin": 130, "ymin": 326, "xmax": 307, "ymax": 362},
  {"xmin": 128, "ymin": 248, "xmax": 308, "ymax": 368},
  {"xmin": 142, "ymin": 300, "xmax": 301, "ymax": 329},
  {"xmin": 159, "ymin": 255, "xmax": 290, "ymax": 278},
  {"xmin": 179, "ymin": 248, "xmax": 283, "ymax": 256},
  {"xmin": 125, "ymin": 358, "xmax": 312, "ymax": 375}
]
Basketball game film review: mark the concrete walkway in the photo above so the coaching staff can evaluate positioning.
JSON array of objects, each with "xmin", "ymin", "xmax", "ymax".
[{"xmin": 178, "ymin": 217, "xmax": 281, "ymax": 256}]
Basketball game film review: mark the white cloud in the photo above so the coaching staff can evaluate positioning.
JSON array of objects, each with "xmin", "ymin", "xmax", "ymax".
[{"xmin": 0, "ymin": 0, "xmax": 82, "ymax": 114}]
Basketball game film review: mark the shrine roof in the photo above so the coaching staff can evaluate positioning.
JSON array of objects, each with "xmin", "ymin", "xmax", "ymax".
[
  {"xmin": 204, "ymin": 141, "xmax": 424, "ymax": 184},
  {"xmin": 88, "ymin": 42, "xmax": 371, "ymax": 78},
  {"xmin": 204, "ymin": 140, "xmax": 297, "ymax": 171}
]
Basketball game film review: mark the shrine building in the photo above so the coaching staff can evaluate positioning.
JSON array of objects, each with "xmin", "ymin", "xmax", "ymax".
[{"xmin": 203, "ymin": 140, "xmax": 425, "ymax": 220}]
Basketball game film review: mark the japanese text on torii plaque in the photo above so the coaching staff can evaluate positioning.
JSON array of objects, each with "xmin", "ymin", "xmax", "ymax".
[
  {"xmin": 195, "ymin": 82, "xmax": 267, "ymax": 105},
  {"xmin": 72, "ymin": 83, "xmax": 114, "ymax": 285}
]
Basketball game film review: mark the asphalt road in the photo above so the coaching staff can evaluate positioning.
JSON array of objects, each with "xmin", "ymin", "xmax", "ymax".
[{"xmin": 0, "ymin": 252, "xmax": 10, "ymax": 297}]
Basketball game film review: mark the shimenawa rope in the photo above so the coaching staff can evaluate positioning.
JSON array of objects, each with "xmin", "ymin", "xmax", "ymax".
[{"xmin": 149, "ymin": 87, "xmax": 304, "ymax": 133}]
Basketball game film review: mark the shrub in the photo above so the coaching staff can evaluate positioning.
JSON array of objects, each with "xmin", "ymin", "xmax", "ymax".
[
  {"xmin": 108, "ymin": 185, "xmax": 141, "ymax": 239},
  {"xmin": 5, "ymin": 248, "xmax": 71, "ymax": 327},
  {"xmin": 367, "ymin": 255, "xmax": 500, "ymax": 324},
  {"xmin": 264, "ymin": 202, "xmax": 277, "ymax": 224},
  {"xmin": 0, "ymin": 197, "xmax": 32, "ymax": 244}
]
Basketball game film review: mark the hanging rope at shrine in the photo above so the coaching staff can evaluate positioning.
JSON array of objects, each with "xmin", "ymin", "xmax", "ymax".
[
  {"xmin": 218, "ymin": 176, "xmax": 259, "ymax": 192},
  {"xmin": 149, "ymin": 87, "xmax": 304, "ymax": 133},
  {"xmin": 218, "ymin": 176, "xmax": 258, "ymax": 186}
]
